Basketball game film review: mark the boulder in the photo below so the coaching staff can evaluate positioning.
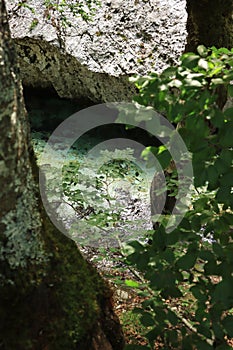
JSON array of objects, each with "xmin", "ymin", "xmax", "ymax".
[{"xmin": 6, "ymin": 0, "xmax": 187, "ymax": 102}]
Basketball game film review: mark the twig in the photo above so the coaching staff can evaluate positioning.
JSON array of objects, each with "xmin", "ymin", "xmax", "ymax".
[{"xmin": 117, "ymin": 242, "xmax": 214, "ymax": 346}]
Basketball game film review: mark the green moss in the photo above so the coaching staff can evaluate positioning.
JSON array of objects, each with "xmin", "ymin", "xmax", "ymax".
[
  {"xmin": 41, "ymin": 218, "xmax": 106, "ymax": 349},
  {"xmin": 0, "ymin": 199, "xmax": 108, "ymax": 349}
]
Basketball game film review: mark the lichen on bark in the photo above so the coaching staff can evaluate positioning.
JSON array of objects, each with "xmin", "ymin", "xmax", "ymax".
[
  {"xmin": 1, "ymin": 178, "xmax": 46, "ymax": 272},
  {"xmin": 0, "ymin": 1, "xmax": 124, "ymax": 348}
]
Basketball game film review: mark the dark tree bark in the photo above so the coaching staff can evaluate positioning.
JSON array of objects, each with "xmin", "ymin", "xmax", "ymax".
[
  {"xmin": 185, "ymin": 0, "xmax": 233, "ymax": 52},
  {"xmin": 0, "ymin": 1, "xmax": 124, "ymax": 349}
]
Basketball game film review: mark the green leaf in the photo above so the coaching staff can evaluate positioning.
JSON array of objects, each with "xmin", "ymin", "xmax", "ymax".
[
  {"xmin": 125, "ymin": 279, "xmax": 139, "ymax": 288},
  {"xmin": 199, "ymin": 249, "xmax": 215, "ymax": 262},
  {"xmin": 212, "ymin": 78, "xmax": 224, "ymax": 85},
  {"xmin": 193, "ymin": 197, "xmax": 209, "ymax": 211},
  {"xmin": 191, "ymin": 285, "xmax": 208, "ymax": 302},
  {"xmin": 220, "ymin": 149, "xmax": 233, "ymax": 167},
  {"xmin": 146, "ymin": 326, "xmax": 162, "ymax": 344},
  {"xmin": 176, "ymin": 252, "xmax": 197, "ymax": 270},
  {"xmin": 204, "ymin": 259, "xmax": 218, "ymax": 275},
  {"xmin": 197, "ymin": 45, "xmax": 208, "ymax": 57},
  {"xmin": 215, "ymin": 345, "xmax": 232, "ymax": 350},
  {"xmin": 190, "ymin": 215, "xmax": 202, "ymax": 231},
  {"xmin": 162, "ymin": 286, "xmax": 182, "ymax": 298},
  {"xmin": 168, "ymin": 79, "xmax": 182, "ymax": 88},
  {"xmin": 184, "ymin": 78, "xmax": 202, "ymax": 87},
  {"xmin": 206, "ymin": 165, "xmax": 219, "ymax": 190},
  {"xmin": 152, "ymin": 228, "xmax": 167, "ymax": 252},
  {"xmin": 220, "ymin": 171, "xmax": 233, "ymax": 187},
  {"xmin": 219, "ymin": 122, "xmax": 233, "ymax": 147},
  {"xmin": 224, "ymin": 108, "xmax": 233, "ymax": 120},
  {"xmin": 156, "ymin": 149, "xmax": 171, "ymax": 169},
  {"xmin": 218, "ymin": 48, "xmax": 230, "ymax": 54},
  {"xmin": 196, "ymin": 324, "xmax": 212, "ymax": 339},
  {"xmin": 128, "ymin": 240, "xmax": 145, "ymax": 252},
  {"xmin": 195, "ymin": 340, "xmax": 213, "ymax": 350},
  {"xmin": 140, "ymin": 312, "xmax": 155, "ymax": 327},
  {"xmin": 166, "ymin": 310, "xmax": 178, "ymax": 326},
  {"xmin": 181, "ymin": 54, "xmax": 200, "ymax": 68},
  {"xmin": 195, "ymin": 308, "xmax": 210, "ymax": 323},
  {"xmin": 216, "ymin": 187, "xmax": 232, "ymax": 206},
  {"xmin": 212, "ymin": 321, "xmax": 225, "ymax": 340},
  {"xmin": 213, "ymin": 279, "xmax": 233, "ymax": 307},
  {"xmin": 214, "ymin": 158, "xmax": 230, "ymax": 175},
  {"xmin": 198, "ymin": 58, "xmax": 208, "ymax": 70},
  {"xmin": 222, "ymin": 315, "xmax": 233, "ymax": 337},
  {"xmin": 228, "ymin": 84, "xmax": 233, "ymax": 97},
  {"xmin": 161, "ymin": 66, "xmax": 177, "ymax": 78}
]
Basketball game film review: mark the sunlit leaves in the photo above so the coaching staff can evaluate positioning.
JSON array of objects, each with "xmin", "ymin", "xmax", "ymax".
[{"xmin": 128, "ymin": 46, "xmax": 233, "ymax": 348}]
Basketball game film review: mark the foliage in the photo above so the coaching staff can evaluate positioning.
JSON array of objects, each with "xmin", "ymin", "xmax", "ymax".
[
  {"xmin": 61, "ymin": 148, "xmax": 149, "ymax": 247},
  {"xmin": 17, "ymin": 0, "xmax": 100, "ymax": 22},
  {"xmin": 12, "ymin": 0, "xmax": 100, "ymax": 48},
  {"xmin": 120, "ymin": 309, "xmax": 150, "ymax": 348},
  {"xmin": 123, "ymin": 46, "xmax": 233, "ymax": 349}
]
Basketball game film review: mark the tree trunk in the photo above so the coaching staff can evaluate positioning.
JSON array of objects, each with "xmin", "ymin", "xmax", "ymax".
[
  {"xmin": 185, "ymin": 0, "xmax": 233, "ymax": 52},
  {"xmin": 185, "ymin": 0, "xmax": 232, "ymax": 109},
  {"xmin": 0, "ymin": 1, "xmax": 124, "ymax": 349}
]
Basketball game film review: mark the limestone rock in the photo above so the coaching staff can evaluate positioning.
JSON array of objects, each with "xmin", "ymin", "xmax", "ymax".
[{"xmin": 6, "ymin": 0, "xmax": 187, "ymax": 102}]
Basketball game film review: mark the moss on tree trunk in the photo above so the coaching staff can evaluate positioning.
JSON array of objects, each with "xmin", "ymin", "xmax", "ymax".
[{"xmin": 0, "ymin": 1, "xmax": 124, "ymax": 349}]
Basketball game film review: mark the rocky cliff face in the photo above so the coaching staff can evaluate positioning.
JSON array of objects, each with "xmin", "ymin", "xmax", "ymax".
[{"xmin": 6, "ymin": 0, "xmax": 187, "ymax": 102}]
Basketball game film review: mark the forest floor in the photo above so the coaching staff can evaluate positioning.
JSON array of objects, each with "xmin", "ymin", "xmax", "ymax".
[
  {"xmin": 112, "ymin": 266, "xmax": 233, "ymax": 349},
  {"xmin": 30, "ymin": 115, "xmax": 233, "ymax": 349},
  {"xmin": 80, "ymin": 246, "xmax": 233, "ymax": 349}
]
